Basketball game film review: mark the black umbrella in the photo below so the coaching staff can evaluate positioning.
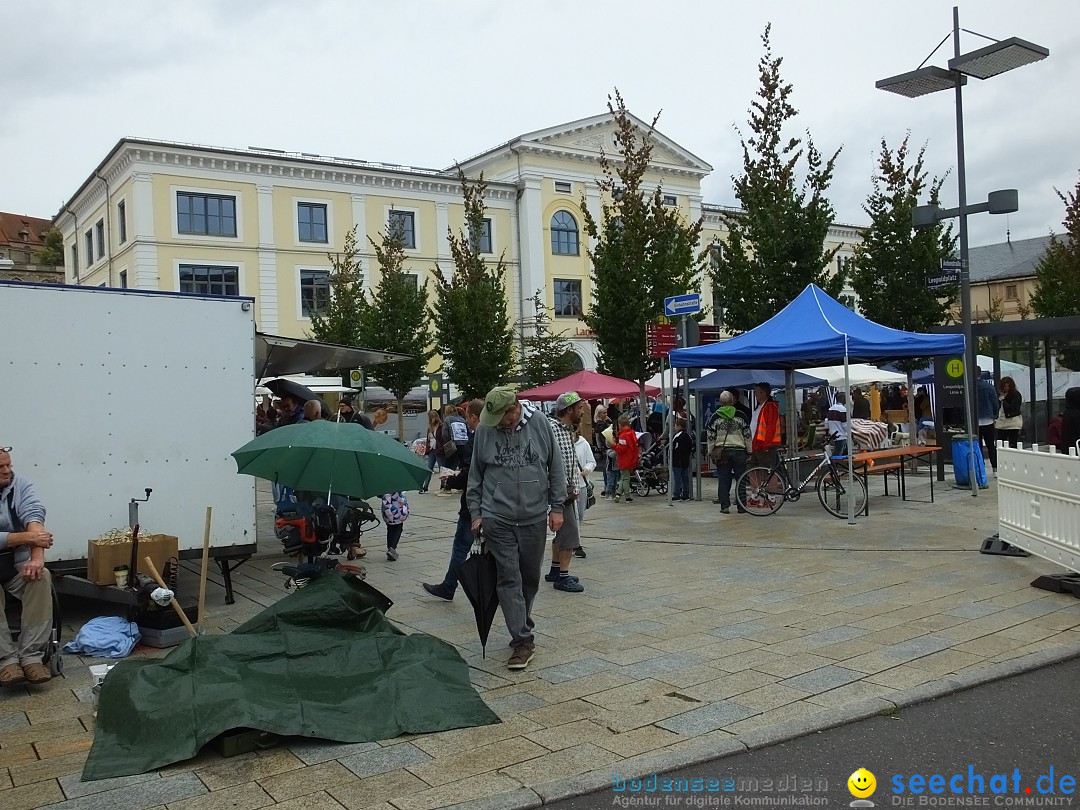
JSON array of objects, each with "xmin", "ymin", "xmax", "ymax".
[
  {"xmin": 265, "ymin": 378, "xmax": 331, "ymax": 417},
  {"xmin": 455, "ymin": 530, "xmax": 500, "ymax": 658}
]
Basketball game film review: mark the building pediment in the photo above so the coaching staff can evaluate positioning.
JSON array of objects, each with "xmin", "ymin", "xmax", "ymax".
[{"xmin": 458, "ymin": 112, "xmax": 713, "ymax": 179}]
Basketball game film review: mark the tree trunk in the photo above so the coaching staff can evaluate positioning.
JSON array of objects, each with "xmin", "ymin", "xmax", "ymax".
[{"xmin": 397, "ymin": 395, "xmax": 406, "ymax": 443}]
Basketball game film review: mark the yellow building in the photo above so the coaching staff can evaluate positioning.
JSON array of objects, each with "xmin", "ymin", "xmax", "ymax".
[
  {"xmin": 957, "ymin": 235, "xmax": 1052, "ymax": 324},
  {"xmin": 55, "ymin": 114, "xmax": 862, "ymax": 371}
]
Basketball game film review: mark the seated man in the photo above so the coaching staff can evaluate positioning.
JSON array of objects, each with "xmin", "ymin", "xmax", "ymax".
[{"xmin": 0, "ymin": 445, "xmax": 55, "ymax": 686}]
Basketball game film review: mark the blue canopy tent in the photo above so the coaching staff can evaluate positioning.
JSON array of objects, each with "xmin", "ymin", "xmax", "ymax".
[
  {"xmin": 669, "ymin": 284, "xmax": 967, "ymax": 520},
  {"xmin": 688, "ymin": 368, "xmax": 827, "ymax": 392}
]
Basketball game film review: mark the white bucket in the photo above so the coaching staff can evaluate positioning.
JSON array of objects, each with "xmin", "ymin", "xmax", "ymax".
[{"xmin": 89, "ymin": 663, "xmax": 116, "ymax": 714}]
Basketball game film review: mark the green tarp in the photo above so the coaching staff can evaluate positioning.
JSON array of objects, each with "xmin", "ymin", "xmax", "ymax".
[{"xmin": 83, "ymin": 574, "xmax": 499, "ymax": 780}]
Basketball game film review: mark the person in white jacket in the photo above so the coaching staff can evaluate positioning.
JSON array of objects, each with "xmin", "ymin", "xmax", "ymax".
[{"xmin": 572, "ymin": 427, "xmax": 596, "ymax": 558}]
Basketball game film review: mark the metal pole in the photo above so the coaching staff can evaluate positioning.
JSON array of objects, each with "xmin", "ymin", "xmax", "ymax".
[
  {"xmin": 953, "ymin": 5, "xmax": 979, "ymax": 496},
  {"xmin": 845, "ymin": 349, "xmax": 856, "ymax": 524}
]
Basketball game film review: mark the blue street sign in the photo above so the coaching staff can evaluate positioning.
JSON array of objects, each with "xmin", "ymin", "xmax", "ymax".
[{"xmin": 663, "ymin": 293, "xmax": 702, "ymax": 317}]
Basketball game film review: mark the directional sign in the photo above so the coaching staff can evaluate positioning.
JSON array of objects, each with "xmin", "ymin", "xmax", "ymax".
[
  {"xmin": 664, "ymin": 293, "xmax": 702, "ymax": 317},
  {"xmin": 646, "ymin": 323, "xmax": 677, "ymax": 359},
  {"xmin": 929, "ymin": 258, "xmax": 962, "ymax": 291}
]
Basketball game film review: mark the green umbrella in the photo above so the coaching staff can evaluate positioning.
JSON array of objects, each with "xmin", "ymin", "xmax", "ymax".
[{"xmin": 232, "ymin": 420, "xmax": 431, "ymax": 499}]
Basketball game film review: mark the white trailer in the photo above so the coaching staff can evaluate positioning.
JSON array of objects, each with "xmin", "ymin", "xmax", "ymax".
[{"xmin": 1, "ymin": 281, "xmax": 258, "ymax": 603}]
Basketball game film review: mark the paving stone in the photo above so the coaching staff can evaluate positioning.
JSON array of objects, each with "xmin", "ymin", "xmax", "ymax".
[
  {"xmin": 165, "ymin": 781, "xmax": 273, "ymax": 810},
  {"xmin": 409, "ymin": 715, "xmax": 541, "ymax": 759},
  {"xmin": 524, "ymin": 719, "xmax": 614, "ymax": 752},
  {"xmin": 722, "ymin": 700, "xmax": 831, "ymax": 737},
  {"xmin": 580, "ymin": 679, "xmax": 676, "ymax": 710},
  {"xmin": 389, "ymin": 772, "xmax": 524, "ymax": 810},
  {"xmin": 498, "ymin": 742, "xmax": 620, "ymax": 787},
  {"xmin": 286, "ymin": 739, "xmax": 381, "ymax": 766},
  {"xmin": 805, "ymin": 680, "xmax": 899, "ymax": 708},
  {"xmin": 686, "ymin": 670, "xmax": 778, "ymax": 702},
  {"xmin": 338, "ymin": 742, "xmax": 432, "ymax": 780},
  {"xmin": 327, "ymin": 768, "xmax": 429, "ymax": 810},
  {"xmin": 56, "ymin": 771, "xmax": 161, "ymax": 800},
  {"xmin": 0, "ymin": 743, "xmax": 38, "ymax": 769},
  {"xmin": 485, "ymin": 692, "xmax": 548, "ymax": 717},
  {"xmin": 533, "ymin": 657, "xmax": 616, "ymax": 684},
  {"xmin": 257, "ymin": 761, "xmax": 357, "ymax": 802},
  {"xmin": 525, "ymin": 670, "xmax": 634, "ymax": 704},
  {"xmin": 9, "ymin": 750, "xmax": 87, "ymax": 787},
  {"xmin": 753, "ymin": 653, "xmax": 835, "ymax": 679},
  {"xmin": 0, "ymin": 711, "xmax": 30, "ymax": 732},
  {"xmin": 621, "ymin": 651, "xmax": 710, "ymax": 680},
  {"xmin": 864, "ymin": 665, "xmax": 937, "ymax": 689},
  {"xmin": 1, "ymin": 717, "xmax": 86, "ymax": 747},
  {"xmin": 780, "ymin": 666, "xmax": 864, "ymax": 693},
  {"xmin": 195, "ymin": 747, "xmax": 305, "ymax": 791},
  {"xmin": 37, "ymin": 772, "xmax": 206, "ymax": 810},
  {"xmin": 33, "ymin": 731, "xmax": 94, "ymax": 761},
  {"xmin": 657, "ymin": 701, "xmax": 758, "ymax": 735},
  {"xmin": 732, "ymin": 683, "xmax": 812, "ymax": 712},
  {"xmin": 406, "ymin": 735, "xmax": 546, "ymax": 787},
  {"xmin": 520, "ymin": 698, "xmax": 604, "ymax": 727},
  {"xmin": 595, "ymin": 725, "xmax": 684, "ymax": 758},
  {"xmin": 267, "ymin": 791, "xmax": 347, "ymax": 810},
  {"xmin": 0, "ymin": 778, "xmax": 66, "ymax": 810}
]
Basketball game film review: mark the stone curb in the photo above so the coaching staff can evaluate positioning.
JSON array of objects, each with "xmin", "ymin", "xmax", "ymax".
[{"xmin": 458, "ymin": 643, "xmax": 1080, "ymax": 810}]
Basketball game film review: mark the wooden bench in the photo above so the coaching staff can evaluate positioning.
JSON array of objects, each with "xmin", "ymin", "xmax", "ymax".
[{"xmin": 865, "ymin": 460, "xmax": 902, "ymax": 496}]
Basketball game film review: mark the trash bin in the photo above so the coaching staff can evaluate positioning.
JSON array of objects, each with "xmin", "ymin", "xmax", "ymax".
[{"xmin": 952, "ymin": 434, "xmax": 987, "ymax": 488}]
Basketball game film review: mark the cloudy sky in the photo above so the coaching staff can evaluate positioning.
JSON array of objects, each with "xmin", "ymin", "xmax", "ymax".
[{"xmin": 4, "ymin": 0, "xmax": 1078, "ymax": 247}]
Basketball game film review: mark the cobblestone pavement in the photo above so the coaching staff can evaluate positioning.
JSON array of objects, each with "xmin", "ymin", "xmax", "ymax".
[{"xmin": 3, "ymin": 472, "xmax": 1079, "ymax": 810}]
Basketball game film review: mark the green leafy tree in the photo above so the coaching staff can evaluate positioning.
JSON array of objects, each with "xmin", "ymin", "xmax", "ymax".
[
  {"xmin": 519, "ymin": 291, "xmax": 580, "ymax": 390},
  {"xmin": 308, "ymin": 225, "xmax": 366, "ymax": 348},
  {"xmin": 34, "ymin": 227, "xmax": 65, "ymax": 266},
  {"xmin": 849, "ymin": 135, "xmax": 957, "ymax": 371},
  {"xmin": 581, "ymin": 90, "xmax": 705, "ymax": 413},
  {"xmin": 360, "ymin": 225, "xmax": 435, "ymax": 440},
  {"xmin": 710, "ymin": 25, "xmax": 844, "ymax": 334},
  {"xmin": 432, "ymin": 170, "xmax": 515, "ymax": 397},
  {"xmin": 1031, "ymin": 172, "xmax": 1080, "ymax": 319}
]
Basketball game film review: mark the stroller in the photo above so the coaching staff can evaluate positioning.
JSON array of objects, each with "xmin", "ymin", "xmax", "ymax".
[
  {"xmin": 630, "ymin": 436, "xmax": 669, "ymax": 496},
  {"xmin": 275, "ymin": 494, "xmax": 381, "ymax": 567}
]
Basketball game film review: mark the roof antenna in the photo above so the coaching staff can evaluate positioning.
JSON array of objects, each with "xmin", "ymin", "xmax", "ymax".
[{"xmin": 1005, "ymin": 213, "xmax": 1011, "ymax": 245}]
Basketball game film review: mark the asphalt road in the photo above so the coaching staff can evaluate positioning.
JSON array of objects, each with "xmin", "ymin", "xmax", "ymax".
[{"xmin": 551, "ymin": 658, "xmax": 1080, "ymax": 809}]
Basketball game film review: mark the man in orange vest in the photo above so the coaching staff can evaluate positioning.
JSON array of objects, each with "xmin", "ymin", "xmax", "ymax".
[{"xmin": 750, "ymin": 383, "xmax": 782, "ymax": 490}]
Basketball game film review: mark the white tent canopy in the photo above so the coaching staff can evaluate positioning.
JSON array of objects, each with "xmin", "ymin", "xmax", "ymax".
[{"xmin": 800, "ymin": 364, "xmax": 907, "ymax": 389}]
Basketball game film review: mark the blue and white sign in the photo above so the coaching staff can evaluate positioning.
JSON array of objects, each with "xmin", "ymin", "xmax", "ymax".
[{"xmin": 663, "ymin": 293, "xmax": 702, "ymax": 317}]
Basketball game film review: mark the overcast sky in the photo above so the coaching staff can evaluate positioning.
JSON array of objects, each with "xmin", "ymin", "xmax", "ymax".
[{"xmin": 4, "ymin": 0, "xmax": 1078, "ymax": 248}]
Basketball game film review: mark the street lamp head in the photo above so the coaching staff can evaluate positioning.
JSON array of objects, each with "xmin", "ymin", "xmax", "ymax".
[
  {"xmin": 912, "ymin": 204, "xmax": 943, "ymax": 228},
  {"xmin": 876, "ymin": 65, "xmax": 965, "ymax": 98},
  {"xmin": 949, "ymin": 37, "xmax": 1049, "ymax": 79},
  {"xmin": 987, "ymin": 189, "xmax": 1019, "ymax": 215}
]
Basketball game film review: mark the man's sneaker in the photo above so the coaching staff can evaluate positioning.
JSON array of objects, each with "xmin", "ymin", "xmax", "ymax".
[
  {"xmin": 507, "ymin": 642, "xmax": 535, "ymax": 670},
  {"xmin": 720, "ymin": 506, "xmax": 731, "ymax": 514},
  {"xmin": 625, "ymin": 496, "xmax": 633, "ymax": 503},
  {"xmin": 386, "ymin": 547, "xmax": 399, "ymax": 561},
  {"xmin": 613, "ymin": 495, "xmax": 621, "ymax": 503},
  {"xmin": 0, "ymin": 663, "xmax": 26, "ymax": 686},
  {"xmin": 21, "ymin": 662, "xmax": 51, "ymax": 685},
  {"xmin": 553, "ymin": 576, "xmax": 584, "ymax": 592},
  {"xmin": 573, "ymin": 546, "xmax": 586, "ymax": 559},
  {"xmin": 422, "ymin": 582, "xmax": 454, "ymax": 601},
  {"xmin": 436, "ymin": 489, "xmax": 453, "ymax": 497}
]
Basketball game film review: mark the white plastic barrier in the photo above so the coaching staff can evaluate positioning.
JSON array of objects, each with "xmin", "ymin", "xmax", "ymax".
[{"xmin": 998, "ymin": 443, "xmax": 1080, "ymax": 574}]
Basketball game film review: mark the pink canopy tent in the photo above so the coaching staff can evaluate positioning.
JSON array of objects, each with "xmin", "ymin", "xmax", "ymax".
[{"xmin": 518, "ymin": 370, "xmax": 661, "ymax": 401}]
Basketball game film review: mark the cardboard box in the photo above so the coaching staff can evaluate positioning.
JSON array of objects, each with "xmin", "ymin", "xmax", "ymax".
[{"xmin": 86, "ymin": 533, "xmax": 179, "ymax": 586}]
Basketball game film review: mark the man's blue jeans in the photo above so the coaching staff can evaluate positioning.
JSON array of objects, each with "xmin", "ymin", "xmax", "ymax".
[{"xmin": 440, "ymin": 508, "xmax": 475, "ymax": 593}]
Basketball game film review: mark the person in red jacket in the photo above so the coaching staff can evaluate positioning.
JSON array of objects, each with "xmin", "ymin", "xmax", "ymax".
[
  {"xmin": 749, "ymin": 382, "xmax": 782, "ymax": 494},
  {"xmin": 613, "ymin": 415, "xmax": 639, "ymax": 503}
]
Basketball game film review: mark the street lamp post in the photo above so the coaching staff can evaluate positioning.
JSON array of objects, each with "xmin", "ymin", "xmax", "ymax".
[{"xmin": 876, "ymin": 5, "xmax": 1048, "ymax": 496}]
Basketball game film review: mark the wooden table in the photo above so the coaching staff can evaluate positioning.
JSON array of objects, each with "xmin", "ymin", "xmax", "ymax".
[{"xmin": 846, "ymin": 445, "xmax": 941, "ymax": 504}]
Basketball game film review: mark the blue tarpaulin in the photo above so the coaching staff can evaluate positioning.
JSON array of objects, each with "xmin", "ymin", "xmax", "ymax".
[{"xmin": 670, "ymin": 285, "xmax": 965, "ymax": 369}]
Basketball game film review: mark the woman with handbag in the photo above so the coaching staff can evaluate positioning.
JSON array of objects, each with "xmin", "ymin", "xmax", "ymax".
[
  {"xmin": 419, "ymin": 410, "xmax": 442, "ymax": 493},
  {"xmin": 995, "ymin": 376, "xmax": 1023, "ymax": 449},
  {"xmin": 572, "ymin": 427, "xmax": 596, "ymax": 557}
]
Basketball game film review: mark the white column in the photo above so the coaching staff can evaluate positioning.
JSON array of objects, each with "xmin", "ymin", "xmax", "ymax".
[
  {"xmin": 516, "ymin": 176, "xmax": 546, "ymax": 333},
  {"xmin": 131, "ymin": 172, "xmax": 158, "ymax": 289},
  {"xmin": 436, "ymin": 202, "xmax": 450, "ymax": 281},
  {"xmin": 584, "ymin": 181, "xmax": 602, "ymax": 235},
  {"xmin": 351, "ymin": 193, "xmax": 367, "ymax": 288},
  {"xmin": 507, "ymin": 205, "xmax": 523, "ymax": 331},
  {"xmin": 256, "ymin": 185, "xmax": 279, "ymax": 334}
]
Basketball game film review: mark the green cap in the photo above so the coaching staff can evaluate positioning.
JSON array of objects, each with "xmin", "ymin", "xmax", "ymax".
[
  {"xmin": 481, "ymin": 386, "xmax": 519, "ymax": 427},
  {"xmin": 555, "ymin": 391, "xmax": 582, "ymax": 413}
]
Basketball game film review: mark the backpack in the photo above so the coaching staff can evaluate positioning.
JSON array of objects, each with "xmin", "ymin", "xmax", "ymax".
[{"xmin": 381, "ymin": 492, "xmax": 410, "ymax": 525}]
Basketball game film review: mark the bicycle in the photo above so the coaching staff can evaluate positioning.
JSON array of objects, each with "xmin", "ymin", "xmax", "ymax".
[{"xmin": 736, "ymin": 445, "xmax": 867, "ymax": 519}]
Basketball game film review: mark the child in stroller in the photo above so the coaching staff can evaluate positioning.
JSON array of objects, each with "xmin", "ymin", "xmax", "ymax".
[
  {"xmin": 274, "ymin": 491, "xmax": 381, "ymax": 565},
  {"xmin": 630, "ymin": 434, "xmax": 669, "ymax": 496}
]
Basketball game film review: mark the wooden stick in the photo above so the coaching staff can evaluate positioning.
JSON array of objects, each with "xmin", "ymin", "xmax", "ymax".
[
  {"xmin": 143, "ymin": 556, "xmax": 198, "ymax": 638},
  {"xmin": 198, "ymin": 506, "xmax": 212, "ymax": 628}
]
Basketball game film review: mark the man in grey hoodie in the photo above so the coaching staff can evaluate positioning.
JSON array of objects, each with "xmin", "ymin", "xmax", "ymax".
[
  {"xmin": 0, "ymin": 446, "xmax": 55, "ymax": 686},
  {"xmin": 468, "ymin": 387, "xmax": 566, "ymax": 671}
]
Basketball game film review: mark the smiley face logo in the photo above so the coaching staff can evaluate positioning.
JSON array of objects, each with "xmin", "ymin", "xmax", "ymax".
[{"xmin": 848, "ymin": 768, "xmax": 876, "ymax": 799}]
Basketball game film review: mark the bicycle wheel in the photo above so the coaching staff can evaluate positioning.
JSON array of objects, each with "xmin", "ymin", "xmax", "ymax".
[
  {"xmin": 817, "ymin": 467, "xmax": 868, "ymax": 519},
  {"xmin": 736, "ymin": 467, "xmax": 786, "ymax": 516}
]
